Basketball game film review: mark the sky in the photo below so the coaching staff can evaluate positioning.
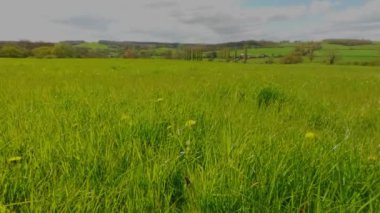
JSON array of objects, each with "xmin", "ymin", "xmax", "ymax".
[{"xmin": 0, "ymin": 0, "xmax": 379, "ymax": 43}]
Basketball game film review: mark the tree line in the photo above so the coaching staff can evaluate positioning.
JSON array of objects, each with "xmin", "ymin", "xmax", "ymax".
[{"xmin": 0, "ymin": 40, "xmax": 378, "ymax": 66}]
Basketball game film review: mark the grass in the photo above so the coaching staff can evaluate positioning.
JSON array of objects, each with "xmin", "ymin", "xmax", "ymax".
[
  {"xmin": 0, "ymin": 59, "xmax": 379, "ymax": 212},
  {"xmin": 75, "ymin": 42, "xmax": 110, "ymax": 50},
  {"xmin": 243, "ymin": 42, "xmax": 380, "ymax": 64}
]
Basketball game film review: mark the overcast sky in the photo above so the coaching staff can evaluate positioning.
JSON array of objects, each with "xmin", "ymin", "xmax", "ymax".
[{"xmin": 0, "ymin": 0, "xmax": 379, "ymax": 43}]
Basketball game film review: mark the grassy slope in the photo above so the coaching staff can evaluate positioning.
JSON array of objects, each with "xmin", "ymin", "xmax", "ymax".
[
  {"xmin": 75, "ymin": 42, "xmax": 110, "ymax": 50},
  {"xmin": 0, "ymin": 59, "xmax": 379, "ymax": 212},
  {"xmin": 244, "ymin": 42, "xmax": 379, "ymax": 64}
]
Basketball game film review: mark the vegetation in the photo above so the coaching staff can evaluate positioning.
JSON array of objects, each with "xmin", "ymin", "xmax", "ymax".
[
  {"xmin": 0, "ymin": 40, "xmax": 379, "ymax": 66},
  {"xmin": 280, "ymin": 52, "xmax": 303, "ymax": 64},
  {"xmin": 0, "ymin": 59, "xmax": 379, "ymax": 212},
  {"xmin": 0, "ymin": 45, "xmax": 28, "ymax": 58},
  {"xmin": 323, "ymin": 39, "xmax": 373, "ymax": 46}
]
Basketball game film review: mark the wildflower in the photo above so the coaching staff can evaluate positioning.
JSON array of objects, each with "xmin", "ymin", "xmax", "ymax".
[
  {"xmin": 305, "ymin": 131, "xmax": 316, "ymax": 140},
  {"xmin": 7, "ymin": 156, "xmax": 22, "ymax": 163},
  {"xmin": 185, "ymin": 120, "xmax": 196, "ymax": 128}
]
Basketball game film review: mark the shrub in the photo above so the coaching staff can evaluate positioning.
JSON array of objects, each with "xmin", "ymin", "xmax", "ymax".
[
  {"xmin": 280, "ymin": 53, "xmax": 303, "ymax": 64},
  {"xmin": 265, "ymin": 57, "xmax": 274, "ymax": 64},
  {"xmin": 0, "ymin": 45, "xmax": 28, "ymax": 58},
  {"xmin": 32, "ymin": 46, "xmax": 54, "ymax": 58}
]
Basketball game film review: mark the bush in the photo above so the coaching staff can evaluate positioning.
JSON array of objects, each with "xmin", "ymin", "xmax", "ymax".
[
  {"xmin": 265, "ymin": 57, "xmax": 274, "ymax": 64},
  {"xmin": 52, "ymin": 43, "xmax": 74, "ymax": 58},
  {"xmin": 0, "ymin": 45, "xmax": 28, "ymax": 58},
  {"xmin": 32, "ymin": 46, "xmax": 54, "ymax": 58},
  {"xmin": 280, "ymin": 53, "xmax": 303, "ymax": 64}
]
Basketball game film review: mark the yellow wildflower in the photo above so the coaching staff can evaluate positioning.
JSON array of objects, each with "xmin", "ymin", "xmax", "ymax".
[
  {"xmin": 185, "ymin": 120, "xmax": 196, "ymax": 128},
  {"xmin": 305, "ymin": 131, "xmax": 316, "ymax": 140}
]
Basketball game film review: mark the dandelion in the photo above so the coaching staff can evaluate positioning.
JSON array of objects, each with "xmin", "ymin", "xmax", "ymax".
[
  {"xmin": 185, "ymin": 120, "xmax": 196, "ymax": 128},
  {"xmin": 7, "ymin": 156, "xmax": 22, "ymax": 163},
  {"xmin": 305, "ymin": 131, "xmax": 316, "ymax": 140}
]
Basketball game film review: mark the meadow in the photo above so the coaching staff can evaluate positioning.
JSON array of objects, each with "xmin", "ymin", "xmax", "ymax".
[{"xmin": 0, "ymin": 59, "xmax": 379, "ymax": 212}]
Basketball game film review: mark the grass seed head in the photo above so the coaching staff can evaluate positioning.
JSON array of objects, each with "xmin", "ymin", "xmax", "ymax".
[
  {"xmin": 155, "ymin": 98, "xmax": 164, "ymax": 103},
  {"xmin": 7, "ymin": 156, "xmax": 22, "ymax": 164}
]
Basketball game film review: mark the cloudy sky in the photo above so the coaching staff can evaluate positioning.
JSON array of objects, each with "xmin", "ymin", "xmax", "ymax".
[{"xmin": 0, "ymin": 0, "xmax": 379, "ymax": 43}]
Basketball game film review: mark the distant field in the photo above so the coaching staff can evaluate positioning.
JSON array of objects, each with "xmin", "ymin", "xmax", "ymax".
[
  {"xmin": 0, "ymin": 59, "xmax": 379, "ymax": 212},
  {"xmin": 75, "ymin": 42, "xmax": 110, "ymax": 50},
  {"xmin": 241, "ymin": 42, "xmax": 380, "ymax": 64}
]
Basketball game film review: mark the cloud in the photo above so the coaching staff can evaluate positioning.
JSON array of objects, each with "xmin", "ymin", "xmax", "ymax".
[
  {"xmin": 0, "ymin": 0, "xmax": 378, "ymax": 42},
  {"xmin": 54, "ymin": 15, "xmax": 114, "ymax": 32},
  {"xmin": 145, "ymin": 0, "xmax": 178, "ymax": 8}
]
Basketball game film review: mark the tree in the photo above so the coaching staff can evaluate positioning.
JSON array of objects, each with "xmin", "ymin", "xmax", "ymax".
[
  {"xmin": 161, "ymin": 50, "xmax": 173, "ymax": 59},
  {"xmin": 325, "ymin": 49, "xmax": 340, "ymax": 65},
  {"xmin": 205, "ymin": 51, "xmax": 217, "ymax": 61},
  {"xmin": 375, "ymin": 49, "xmax": 380, "ymax": 66},
  {"xmin": 123, "ymin": 48, "xmax": 138, "ymax": 58},
  {"xmin": 0, "ymin": 45, "xmax": 28, "ymax": 58},
  {"xmin": 281, "ymin": 52, "xmax": 303, "ymax": 64},
  {"xmin": 219, "ymin": 48, "xmax": 231, "ymax": 62},
  {"xmin": 294, "ymin": 42, "xmax": 321, "ymax": 62},
  {"xmin": 244, "ymin": 46, "xmax": 248, "ymax": 64},
  {"xmin": 52, "ymin": 43, "xmax": 74, "ymax": 58},
  {"xmin": 32, "ymin": 46, "xmax": 54, "ymax": 58}
]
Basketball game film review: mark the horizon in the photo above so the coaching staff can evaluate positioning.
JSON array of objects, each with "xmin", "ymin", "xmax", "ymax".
[{"xmin": 1, "ymin": 38, "xmax": 379, "ymax": 45}]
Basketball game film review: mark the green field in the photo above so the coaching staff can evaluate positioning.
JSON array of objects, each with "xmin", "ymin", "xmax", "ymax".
[
  {"xmin": 0, "ymin": 59, "xmax": 379, "ymax": 212},
  {"xmin": 242, "ymin": 42, "xmax": 380, "ymax": 64}
]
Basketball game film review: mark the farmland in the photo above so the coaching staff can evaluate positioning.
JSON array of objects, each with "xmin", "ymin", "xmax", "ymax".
[{"xmin": 0, "ymin": 59, "xmax": 379, "ymax": 212}]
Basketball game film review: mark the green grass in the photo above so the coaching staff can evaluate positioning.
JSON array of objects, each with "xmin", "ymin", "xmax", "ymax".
[
  {"xmin": 75, "ymin": 42, "xmax": 110, "ymax": 50},
  {"xmin": 316, "ymin": 43, "xmax": 379, "ymax": 64},
  {"xmin": 0, "ymin": 59, "xmax": 379, "ymax": 212},
  {"xmin": 246, "ymin": 47, "xmax": 294, "ymax": 56},
  {"xmin": 240, "ymin": 43, "xmax": 380, "ymax": 64}
]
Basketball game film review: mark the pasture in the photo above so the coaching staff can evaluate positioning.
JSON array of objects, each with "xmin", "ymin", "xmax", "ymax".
[{"xmin": 0, "ymin": 59, "xmax": 379, "ymax": 212}]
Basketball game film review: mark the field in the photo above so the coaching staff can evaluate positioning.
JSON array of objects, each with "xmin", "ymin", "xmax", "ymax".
[
  {"xmin": 237, "ymin": 42, "xmax": 380, "ymax": 65},
  {"xmin": 0, "ymin": 59, "xmax": 379, "ymax": 212}
]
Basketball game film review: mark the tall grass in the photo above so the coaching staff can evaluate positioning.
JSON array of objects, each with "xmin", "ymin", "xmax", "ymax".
[{"xmin": 0, "ymin": 59, "xmax": 379, "ymax": 212}]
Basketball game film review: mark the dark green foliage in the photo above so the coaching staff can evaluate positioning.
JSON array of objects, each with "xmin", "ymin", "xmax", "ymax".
[
  {"xmin": 132, "ymin": 121, "xmax": 170, "ymax": 148},
  {"xmin": 324, "ymin": 39, "xmax": 373, "ymax": 46},
  {"xmin": 257, "ymin": 87, "xmax": 287, "ymax": 109},
  {"xmin": 164, "ymin": 170, "xmax": 186, "ymax": 210},
  {"xmin": 0, "ymin": 45, "xmax": 28, "ymax": 58},
  {"xmin": 32, "ymin": 46, "xmax": 54, "ymax": 58},
  {"xmin": 325, "ymin": 49, "xmax": 340, "ymax": 65},
  {"xmin": 53, "ymin": 43, "xmax": 75, "ymax": 58}
]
